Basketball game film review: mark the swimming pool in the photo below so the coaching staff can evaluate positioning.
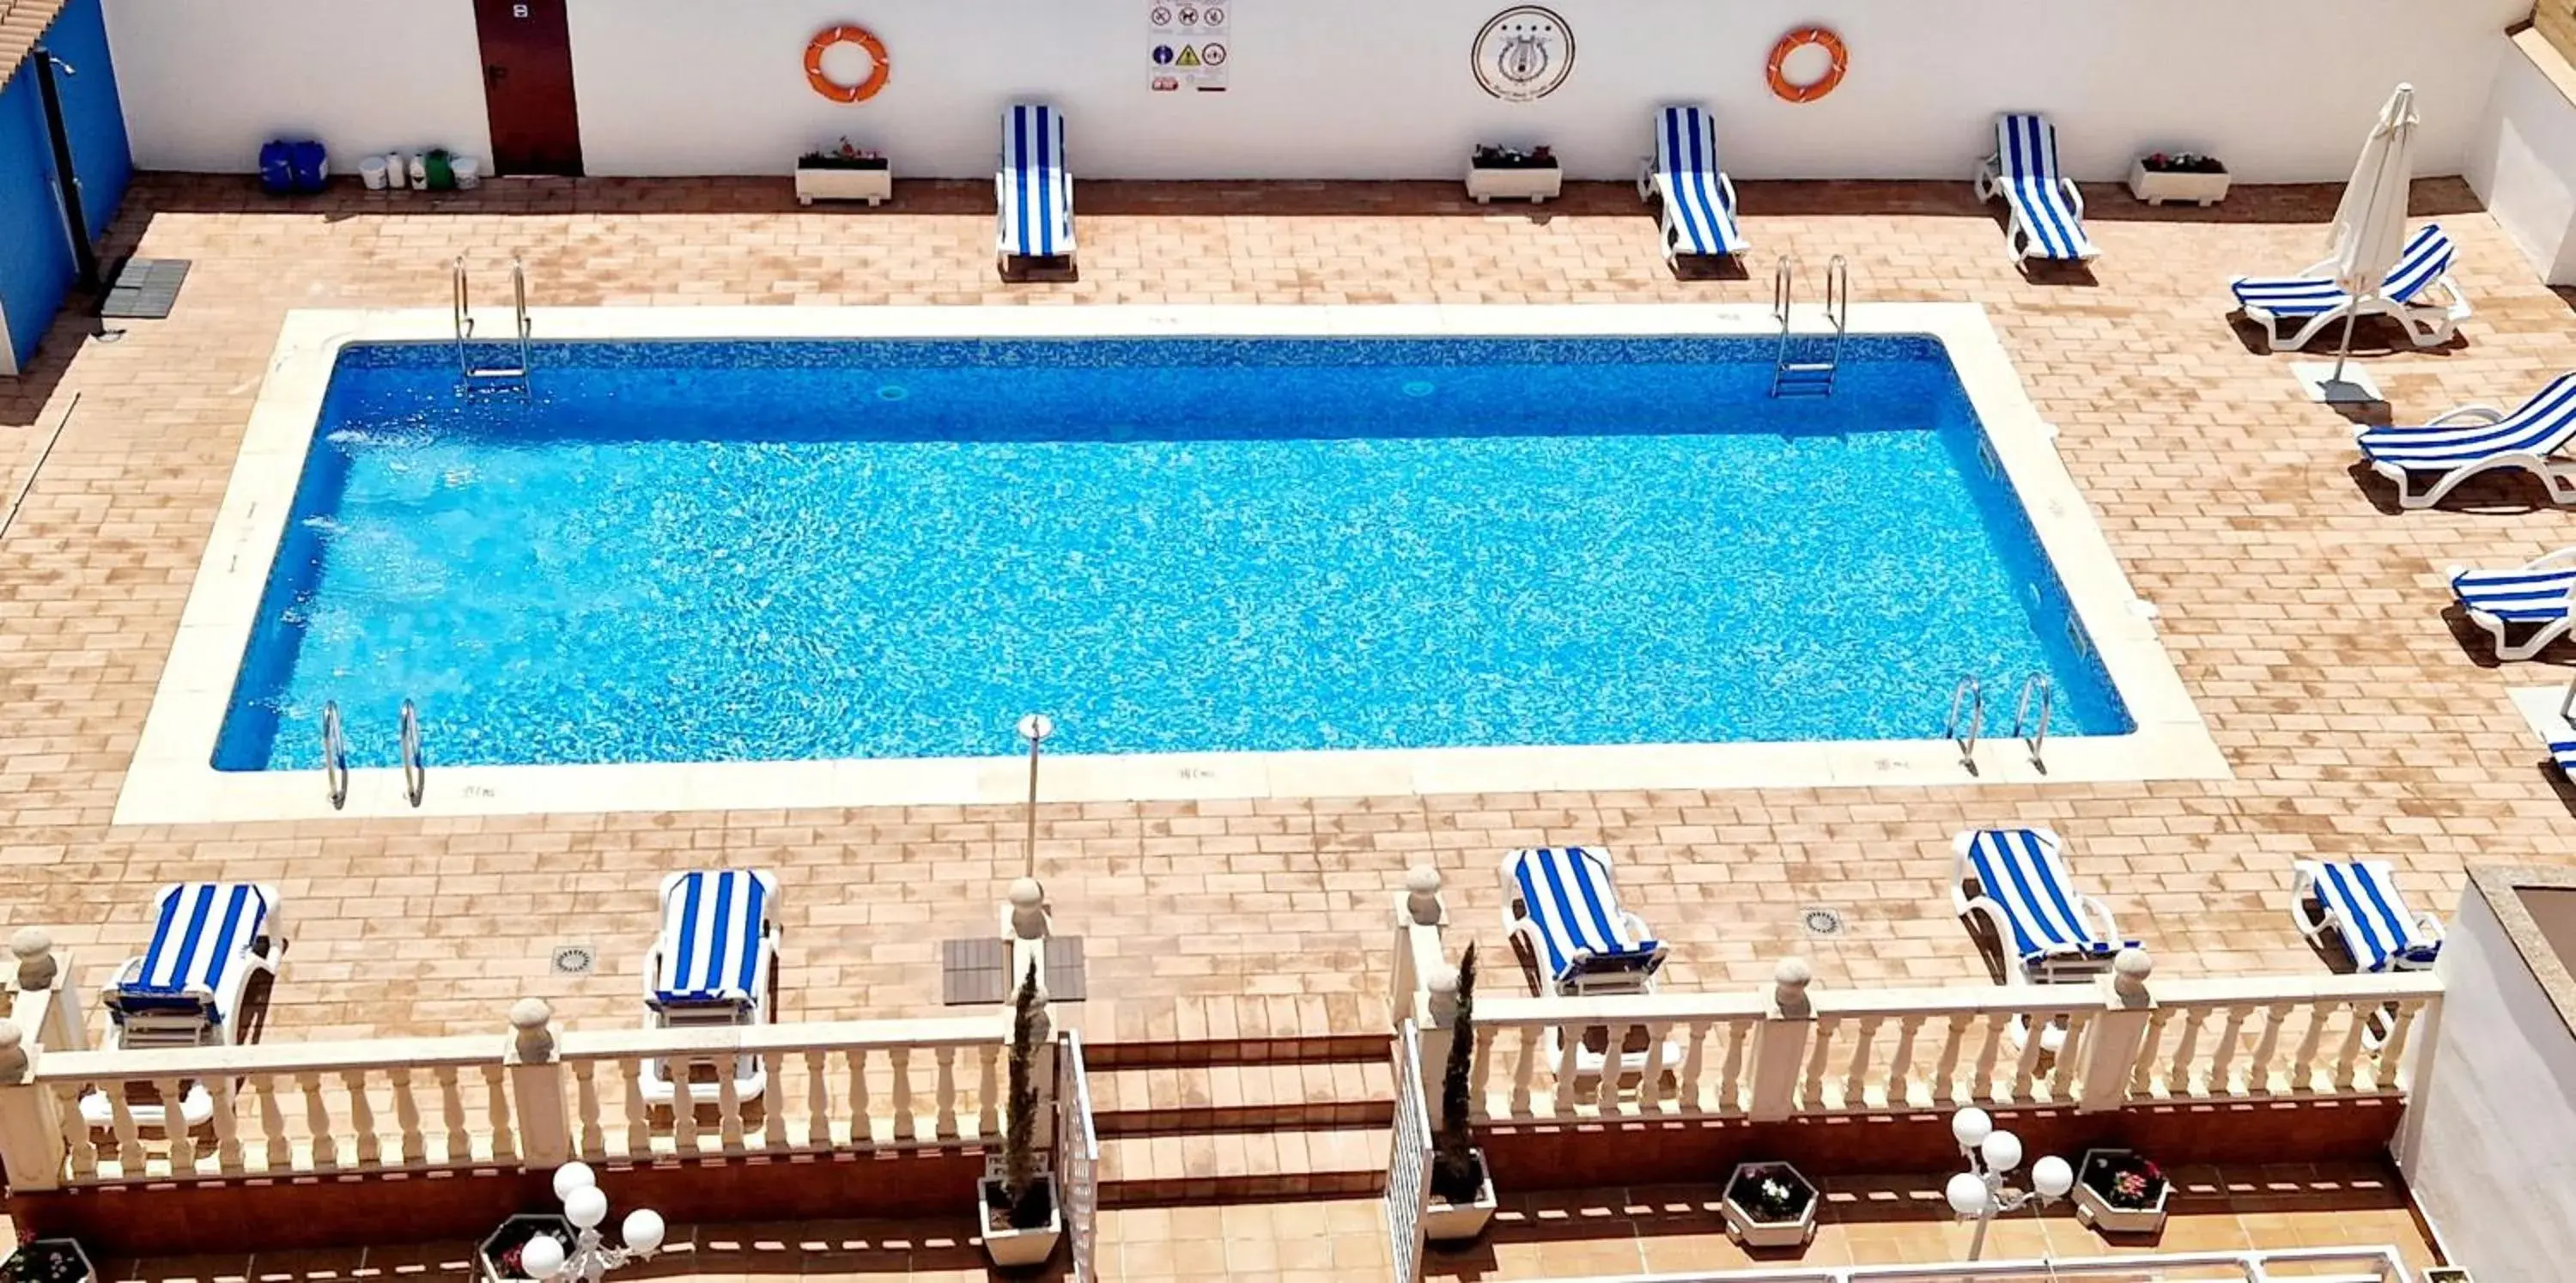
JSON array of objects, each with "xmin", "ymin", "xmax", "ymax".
[{"xmin": 210, "ymin": 331, "xmax": 2130, "ymax": 773}]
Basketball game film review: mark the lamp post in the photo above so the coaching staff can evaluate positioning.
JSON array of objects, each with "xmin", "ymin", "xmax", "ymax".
[
  {"xmin": 1942, "ymin": 1106, "xmax": 2072, "ymax": 1262},
  {"xmin": 1016, "ymin": 713, "xmax": 1053, "ymax": 881},
  {"xmin": 519, "ymin": 1162, "xmax": 666, "ymax": 1283}
]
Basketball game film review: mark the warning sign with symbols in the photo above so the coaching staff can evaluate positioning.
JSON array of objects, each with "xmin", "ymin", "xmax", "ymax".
[{"xmin": 1147, "ymin": 1, "xmax": 1229, "ymax": 92}]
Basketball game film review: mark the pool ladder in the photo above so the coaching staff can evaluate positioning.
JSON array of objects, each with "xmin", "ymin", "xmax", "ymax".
[
  {"xmin": 453, "ymin": 256, "xmax": 532, "ymax": 388},
  {"xmin": 1946, "ymin": 672, "xmax": 2054, "ymax": 773},
  {"xmin": 316, "ymin": 699, "xmax": 428, "ymax": 809},
  {"xmin": 1770, "ymin": 254, "xmax": 1849, "ymax": 398}
]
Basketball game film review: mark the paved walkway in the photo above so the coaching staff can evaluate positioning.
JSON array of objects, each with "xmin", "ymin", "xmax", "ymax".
[{"xmin": 0, "ymin": 175, "xmax": 2566, "ymax": 1044}]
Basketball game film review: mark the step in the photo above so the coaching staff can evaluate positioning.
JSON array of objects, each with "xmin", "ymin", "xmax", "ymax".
[
  {"xmin": 1084, "ymin": 1031, "xmax": 1388, "ymax": 1069},
  {"xmin": 1097, "ymin": 1126, "xmax": 1393, "ymax": 1206},
  {"xmin": 1089, "ymin": 1059, "xmax": 1395, "ymax": 1135},
  {"xmin": 1071, "ymin": 994, "xmax": 1391, "ymax": 1068}
]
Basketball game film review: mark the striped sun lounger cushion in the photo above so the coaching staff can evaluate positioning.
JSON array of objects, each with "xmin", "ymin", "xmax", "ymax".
[
  {"xmin": 1960, "ymin": 829, "xmax": 2116, "ymax": 963},
  {"xmin": 1655, "ymin": 106, "xmax": 1747, "ymax": 257},
  {"xmin": 2451, "ymin": 564, "xmax": 2576, "ymax": 623},
  {"xmin": 111, "ymin": 883, "xmax": 270, "ymax": 1016},
  {"xmin": 1996, "ymin": 114, "xmax": 2095, "ymax": 260},
  {"xmin": 1000, "ymin": 103, "xmax": 1072, "ymax": 258},
  {"xmin": 2233, "ymin": 225, "xmax": 2455, "ymax": 317},
  {"xmin": 2360, "ymin": 373, "xmax": 2576, "ymax": 470},
  {"xmin": 2311, "ymin": 861, "xmax": 2439, "ymax": 972},
  {"xmin": 1509, "ymin": 847, "xmax": 1663, "ymax": 984},
  {"xmin": 2550, "ymin": 737, "xmax": 2576, "ymax": 775},
  {"xmin": 654, "ymin": 871, "xmax": 773, "ymax": 1004}
]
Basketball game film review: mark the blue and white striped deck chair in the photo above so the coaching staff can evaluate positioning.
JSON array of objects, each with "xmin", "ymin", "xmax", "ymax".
[
  {"xmin": 1637, "ymin": 105, "xmax": 1748, "ymax": 267},
  {"xmin": 1951, "ymin": 829, "xmax": 2132, "ymax": 982},
  {"xmin": 1973, "ymin": 114, "xmax": 2099, "ymax": 264},
  {"xmin": 1503, "ymin": 847, "xmax": 1668, "ymax": 997},
  {"xmin": 82, "ymin": 883, "xmax": 285, "ymax": 1132},
  {"xmin": 997, "ymin": 102, "xmax": 1074, "ymax": 276},
  {"xmin": 2292, "ymin": 860, "xmax": 2443, "ymax": 973},
  {"xmin": 2233, "ymin": 223, "xmax": 2470, "ymax": 352},
  {"xmin": 641, "ymin": 869, "xmax": 782, "ymax": 1105},
  {"xmin": 2358, "ymin": 373, "xmax": 2576, "ymax": 511},
  {"xmin": 2448, "ymin": 546, "xmax": 2576, "ymax": 660}
]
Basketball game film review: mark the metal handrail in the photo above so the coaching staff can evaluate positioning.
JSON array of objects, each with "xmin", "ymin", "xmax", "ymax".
[
  {"xmin": 1771, "ymin": 253, "xmax": 1795, "ymax": 328},
  {"xmin": 508, "ymin": 256, "xmax": 532, "ymax": 364},
  {"xmin": 2013, "ymin": 672, "xmax": 2052, "ymax": 768},
  {"xmin": 399, "ymin": 699, "xmax": 425, "ymax": 808},
  {"xmin": 450, "ymin": 257, "xmax": 474, "ymax": 375},
  {"xmin": 1824, "ymin": 254, "xmax": 1850, "ymax": 366},
  {"xmin": 320, "ymin": 701, "xmax": 349, "ymax": 811},
  {"xmin": 1947, "ymin": 676, "xmax": 1984, "ymax": 769}
]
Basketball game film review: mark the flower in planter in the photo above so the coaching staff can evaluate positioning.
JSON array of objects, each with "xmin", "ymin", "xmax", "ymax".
[
  {"xmin": 2081, "ymin": 1152, "xmax": 2167, "ymax": 1210},
  {"xmin": 1726, "ymin": 1163, "xmax": 1814, "ymax": 1222},
  {"xmin": 799, "ymin": 136, "xmax": 887, "ymax": 169},
  {"xmin": 2144, "ymin": 151, "xmax": 2226, "ymax": 174},
  {"xmin": 5, "ymin": 1243, "xmax": 91, "ymax": 1283}
]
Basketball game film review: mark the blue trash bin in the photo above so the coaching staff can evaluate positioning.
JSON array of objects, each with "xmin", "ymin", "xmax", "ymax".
[
  {"xmin": 258, "ymin": 139, "xmax": 295, "ymax": 195},
  {"xmin": 288, "ymin": 141, "xmax": 328, "ymax": 193}
]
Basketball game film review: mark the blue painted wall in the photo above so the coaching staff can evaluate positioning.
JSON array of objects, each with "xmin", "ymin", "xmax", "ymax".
[{"xmin": 0, "ymin": 0, "xmax": 132, "ymax": 377}]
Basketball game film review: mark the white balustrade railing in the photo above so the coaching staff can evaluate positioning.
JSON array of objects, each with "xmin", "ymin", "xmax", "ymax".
[
  {"xmin": 1528, "ymin": 1245, "xmax": 2415, "ymax": 1283},
  {"xmin": 1465, "ymin": 958, "xmax": 2441, "ymax": 1126},
  {"xmin": 1, "ymin": 1000, "xmax": 1007, "ymax": 1188}
]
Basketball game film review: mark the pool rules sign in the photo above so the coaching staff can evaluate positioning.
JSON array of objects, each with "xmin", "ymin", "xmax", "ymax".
[{"xmin": 1148, "ymin": 3, "xmax": 1230, "ymax": 91}]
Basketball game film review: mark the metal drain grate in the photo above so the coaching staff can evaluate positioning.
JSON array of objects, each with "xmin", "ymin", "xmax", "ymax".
[
  {"xmin": 99, "ymin": 258, "xmax": 191, "ymax": 320},
  {"xmin": 550, "ymin": 944, "xmax": 597, "ymax": 976},
  {"xmin": 941, "ymin": 937, "xmax": 1088, "ymax": 1005},
  {"xmin": 1799, "ymin": 906, "xmax": 1847, "ymax": 939}
]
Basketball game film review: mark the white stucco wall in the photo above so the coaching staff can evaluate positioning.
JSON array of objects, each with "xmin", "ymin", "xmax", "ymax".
[
  {"xmin": 103, "ymin": 0, "xmax": 491, "ymax": 173},
  {"xmin": 2467, "ymin": 33, "xmax": 2576, "ymax": 284},
  {"xmin": 2394, "ymin": 884, "xmax": 2576, "ymax": 1280},
  {"xmin": 566, "ymin": 0, "xmax": 2525, "ymax": 180}
]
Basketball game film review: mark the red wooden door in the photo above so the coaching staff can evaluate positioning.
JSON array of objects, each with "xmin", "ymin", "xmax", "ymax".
[{"xmin": 471, "ymin": 0, "xmax": 585, "ymax": 176}]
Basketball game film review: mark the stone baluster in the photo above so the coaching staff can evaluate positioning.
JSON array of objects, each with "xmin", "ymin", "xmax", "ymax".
[
  {"xmin": 1747, "ymin": 958, "xmax": 1815, "ymax": 1122},
  {"xmin": 2079, "ymin": 949, "xmax": 2155, "ymax": 1113},
  {"xmin": 507, "ymin": 998, "xmax": 571, "ymax": 1164},
  {"xmin": 0, "ymin": 1021, "xmax": 65, "ymax": 1190}
]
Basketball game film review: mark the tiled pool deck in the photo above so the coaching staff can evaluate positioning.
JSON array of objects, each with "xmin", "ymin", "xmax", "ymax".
[{"xmin": 0, "ymin": 175, "xmax": 2566, "ymax": 1052}]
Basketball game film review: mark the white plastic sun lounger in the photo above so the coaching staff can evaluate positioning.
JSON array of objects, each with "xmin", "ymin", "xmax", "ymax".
[
  {"xmin": 1637, "ymin": 105, "xmax": 1748, "ymax": 267},
  {"xmin": 2356, "ymin": 373, "xmax": 2576, "ymax": 510},
  {"xmin": 1974, "ymin": 114, "xmax": 2099, "ymax": 264},
  {"xmin": 639, "ymin": 869, "xmax": 781, "ymax": 1105},
  {"xmin": 82, "ymin": 882, "xmax": 286, "ymax": 1130},
  {"xmin": 1952, "ymin": 828, "xmax": 2132, "ymax": 982},
  {"xmin": 1503, "ymin": 847, "xmax": 1674, "ymax": 1079},
  {"xmin": 2233, "ymin": 223, "xmax": 2470, "ymax": 352},
  {"xmin": 2290, "ymin": 860, "xmax": 2443, "ymax": 973},
  {"xmin": 2448, "ymin": 547, "xmax": 2576, "ymax": 660},
  {"xmin": 997, "ymin": 102, "xmax": 1073, "ymax": 277}
]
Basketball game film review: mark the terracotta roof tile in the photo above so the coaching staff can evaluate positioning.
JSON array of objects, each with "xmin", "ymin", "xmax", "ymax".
[{"xmin": 0, "ymin": 0, "xmax": 71, "ymax": 87}]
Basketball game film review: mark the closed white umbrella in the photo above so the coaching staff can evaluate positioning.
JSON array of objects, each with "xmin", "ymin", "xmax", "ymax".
[{"xmin": 2306, "ymin": 83, "xmax": 2419, "ymax": 402}]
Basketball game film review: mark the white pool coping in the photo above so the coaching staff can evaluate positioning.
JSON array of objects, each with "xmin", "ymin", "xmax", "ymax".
[{"xmin": 114, "ymin": 303, "xmax": 2227, "ymax": 825}]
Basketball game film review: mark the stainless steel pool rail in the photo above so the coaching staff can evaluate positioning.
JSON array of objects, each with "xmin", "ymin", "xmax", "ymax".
[
  {"xmin": 453, "ymin": 256, "xmax": 532, "ymax": 386},
  {"xmin": 321, "ymin": 701, "xmax": 349, "ymax": 811},
  {"xmin": 1947, "ymin": 675, "xmax": 1984, "ymax": 771},
  {"xmin": 1770, "ymin": 254, "xmax": 1850, "ymax": 398},
  {"xmin": 399, "ymin": 699, "xmax": 425, "ymax": 808},
  {"xmin": 2013, "ymin": 672, "xmax": 2052, "ymax": 769}
]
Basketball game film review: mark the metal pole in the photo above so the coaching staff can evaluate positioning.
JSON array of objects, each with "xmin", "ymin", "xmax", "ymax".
[
  {"xmin": 2327, "ymin": 309, "xmax": 2360, "ymax": 389},
  {"xmin": 1017, "ymin": 714, "xmax": 1053, "ymax": 881},
  {"xmin": 1965, "ymin": 1201, "xmax": 1992, "ymax": 1262},
  {"xmin": 32, "ymin": 48, "xmax": 101, "ymax": 295}
]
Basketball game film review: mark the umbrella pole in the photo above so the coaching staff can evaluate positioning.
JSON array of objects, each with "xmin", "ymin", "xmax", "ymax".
[{"xmin": 2329, "ymin": 310, "xmax": 2360, "ymax": 387}]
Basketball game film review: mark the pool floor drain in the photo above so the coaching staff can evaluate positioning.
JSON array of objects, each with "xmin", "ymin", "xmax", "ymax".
[
  {"xmin": 1800, "ymin": 907, "xmax": 1846, "ymax": 939},
  {"xmin": 550, "ymin": 944, "xmax": 597, "ymax": 976},
  {"xmin": 877, "ymin": 385, "xmax": 908, "ymax": 401},
  {"xmin": 1401, "ymin": 380, "xmax": 1436, "ymax": 397}
]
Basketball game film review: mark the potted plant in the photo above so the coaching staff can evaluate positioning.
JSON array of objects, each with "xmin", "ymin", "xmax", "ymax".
[
  {"xmin": 1721, "ymin": 1161, "xmax": 1819, "ymax": 1250},
  {"xmin": 979, "ymin": 963, "xmax": 1061, "ymax": 1268},
  {"xmin": 477, "ymin": 1213, "xmax": 575, "ymax": 1283},
  {"xmin": 1466, "ymin": 143, "xmax": 1562, "ymax": 205},
  {"xmin": 2072, "ymin": 1148, "xmax": 2170, "ymax": 1236},
  {"xmin": 6, "ymin": 1240, "xmax": 95, "ymax": 1283},
  {"xmin": 796, "ymin": 137, "xmax": 893, "ymax": 206},
  {"xmin": 2126, "ymin": 151, "xmax": 2229, "ymax": 207},
  {"xmin": 1425, "ymin": 945, "xmax": 1498, "ymax": 1243}
]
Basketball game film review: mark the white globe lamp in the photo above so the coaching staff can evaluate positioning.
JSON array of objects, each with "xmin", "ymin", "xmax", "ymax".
[
  {"xmin": 552, "ymin": 1161, "xmax": 597, "ymax": 1201},
  {"xmin": 565, "ymin": 1184, "xmax": 610, "ymax": 1231},
  {"xmin": 1945, "ymin": 1171, "xmax": 1990, "ymax": 1218},
  {"xmin": 1949, "ymin": 1106, "xmax": 1992, "ymax": 1152},
  {"xmin": 1979, "ymin": 1128, "xmax": 2024, "ymax": 1176},
  {"xmin": 2032, "ymin": 1154, "xmax": 2075, "ymax": 1201},
  {"xmin": 621, "ymin": 1208, "xmax": 666, "ymax": 1256},
  {"xmin": 519, "ymin": 1234, "xmax": 568, "ymax": 1280}
]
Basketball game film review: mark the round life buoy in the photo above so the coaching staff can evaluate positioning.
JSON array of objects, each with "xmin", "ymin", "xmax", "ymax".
[
  {"xmin": 805, "ymin": 26, "xmax": 891, "ymax": 104},
  {"xmin": 1766, "ymin": 27, "xmax": 1847, "ymax": 105}
]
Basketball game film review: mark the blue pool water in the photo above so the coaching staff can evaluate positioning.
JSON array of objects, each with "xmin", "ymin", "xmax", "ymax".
[{"xmin": 214, "ymin": 336, "xmax": 2131, "ymax": 771}]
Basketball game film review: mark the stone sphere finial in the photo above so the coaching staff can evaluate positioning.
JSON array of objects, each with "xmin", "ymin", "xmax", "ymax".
[
  {"xmin": 1772, "ymin": 956, "xmax": 1815, "ymax": 1016},
  {"xmin": 1426, "ymin": 965, "xmax": 1461, "ymax": 1023},
  {"xmin": 9, "ymin": 927, "xmax": 55, "ymax": 991},
  {"xmin": 2113, "ymin": 947, "xmax": 2154, "ymax": 998},
  {"xmin": 508, "ymin": 997, "xmax": 556, "ymax": 1060},
  {"xmin": 0, "ymin": 1020, "xmax": 27, "ymax": 1082},
  {"xmin": 1008, "ymin": 878, "xmax": 1050, "ymax": 940},
  {"xmin": 1404, "ymin": 866, "xmax": 1444, "ymax": 926}
]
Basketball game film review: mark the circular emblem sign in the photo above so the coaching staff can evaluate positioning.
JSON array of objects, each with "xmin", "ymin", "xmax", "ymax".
[{"xmin": 1472, "ymin": 6, "xmax": 1574, "ymax": 102}]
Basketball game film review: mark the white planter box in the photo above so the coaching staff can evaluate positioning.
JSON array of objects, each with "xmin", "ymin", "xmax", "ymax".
[
  {"xmin": 2072, "ymin": 1149, "xmax": 2171, "ymax": 1236},
  {"xmin": 1466, "ymin": 164, "xmax": 1561, "ymax": 204},
  {"xmin": 979, "ymin": 1174, "xmax": 1063, "ymax": 1268},
  {"xmin": 796, "ymin": 165, "xmax": 892, "ymax": 207},
  {"xmin": 1423, "ymin": 1148, "xmax": 1498, "ymax": 1243},
  {"xmin": 1721, "ymin": 1161, "xmax": 1819, "ymax": 1250},
  {"xmin": 2126, "ymin": 161, "xmax": 2229, "ymax": 207}
]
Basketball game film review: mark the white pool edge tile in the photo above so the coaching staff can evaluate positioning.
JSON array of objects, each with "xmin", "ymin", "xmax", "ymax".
[{"xmin": 114, "ymin": 303, "xmax": 2229, "ymax": 826}]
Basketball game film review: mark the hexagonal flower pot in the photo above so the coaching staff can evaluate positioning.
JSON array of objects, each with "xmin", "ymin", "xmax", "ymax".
[
  {"xmin": 2073, "ymin": 1148, "xmax": 2170, "ymax": 1237},
  {"xmin": 5, "ymin": 1239, "xmax": 96, "ymax": 1283},
  {"xmin": 1722, "ymin": 1161, "xmax": 1819, "ymax": 1250},
  {"xmin": 478, "ymin": 1213, "xmax": 574, "ymax": 1283}
]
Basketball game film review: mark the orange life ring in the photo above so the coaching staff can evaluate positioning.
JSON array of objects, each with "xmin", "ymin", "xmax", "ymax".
[
  {"xmin": 1766, "ymin": 27, "xmax": 1847, "ymax": 105},
  {"xmin": 805, "ymin": 25, "xmax": 890, "ymax": 104}
]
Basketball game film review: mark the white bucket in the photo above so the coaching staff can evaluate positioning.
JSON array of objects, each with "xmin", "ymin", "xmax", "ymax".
[
  {"xmin": 358, "ymin": 156, "xmax": 389, "ymax": 191},
  {"xmin": 453, "ymin": 155, "xmax": 482, "ymax": 190},
  {"xmin": 383, "ymin": 152, "xmax": 408, "ymax": 189},
  {"xmin": 406, "ymin": 153, "xmax": 428, "ymax": 189}
]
